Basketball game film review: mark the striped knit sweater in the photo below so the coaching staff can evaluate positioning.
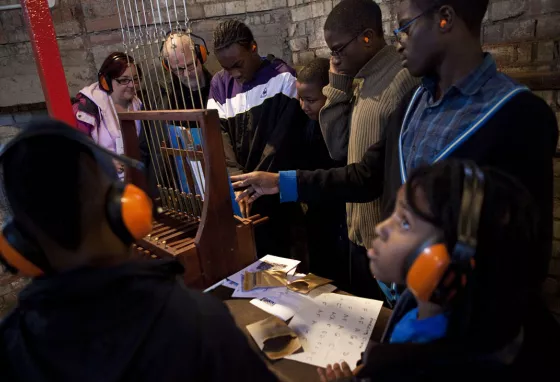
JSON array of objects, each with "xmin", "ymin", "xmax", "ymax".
[{"xmin": 319, "ymin": 45, "xmax": 420, "ymax": 248}]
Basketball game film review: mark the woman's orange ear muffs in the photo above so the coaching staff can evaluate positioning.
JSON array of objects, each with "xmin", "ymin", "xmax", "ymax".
[
  {"xmin": 98, "ymin": 73, "xmax": 112, "ymax": 93},
  {"xmin": 106, "ymin": 182, "xmax": 153, "ymax": 244},
  {"xmin": 98, "ymin": 52, "xmax": 130, "ymax": 93}
]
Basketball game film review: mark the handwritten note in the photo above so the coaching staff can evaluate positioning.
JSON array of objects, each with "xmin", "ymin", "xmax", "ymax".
[{"xmin": 285, "ymin": 293, "xmax": 383, "ymax": 368}]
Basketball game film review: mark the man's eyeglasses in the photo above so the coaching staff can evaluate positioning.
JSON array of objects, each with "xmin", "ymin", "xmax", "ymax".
[
  {"xmin": 330, "ymin": 32, "xmax": 363, "ymax": 57},
  {"xmin": 393, "ymin": 6, "xmax": 437, "ymax": 43},
  {"xmin": 115, "ymin": 76, "xmax": 141, "ymax": 86},
  {"xmin": 171, "ymin": 63, "xmax": 196, "ymax": 75}
]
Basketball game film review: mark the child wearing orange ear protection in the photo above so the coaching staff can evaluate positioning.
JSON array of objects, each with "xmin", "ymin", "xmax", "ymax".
[
  {"xmin": 318, "ymin": 159, "xmax": 560, "ymax": 382},
  {"xmin": 0, "ymin": 120, "xmax": 279, "ymax": 382}
]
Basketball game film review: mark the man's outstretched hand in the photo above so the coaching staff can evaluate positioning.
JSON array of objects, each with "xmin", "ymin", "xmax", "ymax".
[{"xmin": 230, "ymin": 172, "xmax": 280, "ymax": 203}]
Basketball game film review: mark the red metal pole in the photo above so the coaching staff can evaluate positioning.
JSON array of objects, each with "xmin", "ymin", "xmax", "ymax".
[{"xmin": 20, "ymin": 0, "xmax": 76, "ymax": 127}]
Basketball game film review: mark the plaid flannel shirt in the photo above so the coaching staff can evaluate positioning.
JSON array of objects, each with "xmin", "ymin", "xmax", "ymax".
[{"xmin": 401, "ymin": 54, "xmax": 526, "ymax": 174}]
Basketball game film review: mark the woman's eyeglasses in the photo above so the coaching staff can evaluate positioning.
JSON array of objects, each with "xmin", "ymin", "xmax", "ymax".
[{"xmin": 115, "ymin": 76, "xmax": 141, "ymax": 86}]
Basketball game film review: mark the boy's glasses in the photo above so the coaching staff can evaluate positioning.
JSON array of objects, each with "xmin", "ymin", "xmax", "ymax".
[
  {"xmin": 330, "ymin": 32, "xmax": 363, "ymax": 57},
  {"xmin": 115, "ymin": 76, "xmax": 141, "ymax": 86},
  {"xmin": 393, "ymin": 6, "xmax": 437, "ymax": 43}
]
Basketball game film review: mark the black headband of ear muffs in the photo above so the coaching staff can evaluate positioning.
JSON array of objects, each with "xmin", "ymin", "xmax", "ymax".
[{"xmin": 0, "ymin": 121, "xmax": 144, "ymax": 172}]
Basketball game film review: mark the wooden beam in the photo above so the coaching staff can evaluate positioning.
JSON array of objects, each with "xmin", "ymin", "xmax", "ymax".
[{"xmin": 119, "ymin": 110, "xmax": 218, "ymax": 122}]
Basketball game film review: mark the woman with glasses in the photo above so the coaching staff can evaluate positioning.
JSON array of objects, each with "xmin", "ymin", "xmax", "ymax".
[{"xmin": 72, "ymin": 52, "xmax": 143, "ymax": 178}]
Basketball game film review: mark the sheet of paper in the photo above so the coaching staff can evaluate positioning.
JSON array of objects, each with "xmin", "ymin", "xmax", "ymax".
[
  {"xmin": 250, "ymin": 284, "xmax": 338, "ymax": 321},
  {"xmin": 232, "ymin": 284, "xmax": 284, "ymax": 299},
  {"xmin": 225, "ymin": 255, "xmax": 300, "ymax": 289},
  {"xmin": 188, "ymin": 160, "xmax": 205, "ymax": 200},
  {"xmin": 285, "ymin": 293, "xmax": 383, "ymax": 368},
  {"xmin": 222, "ymin": 279, "xmax": 239, "ymax": 289},
  {"xmin": 203, "ymin": 279, "xmax": 224, "ymax": 293}
]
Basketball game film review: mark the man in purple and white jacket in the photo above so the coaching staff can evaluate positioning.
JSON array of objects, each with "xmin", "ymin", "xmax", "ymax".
[{"xmin": 207, "ymin": 20, "xmax": 310, "ymax": 258}]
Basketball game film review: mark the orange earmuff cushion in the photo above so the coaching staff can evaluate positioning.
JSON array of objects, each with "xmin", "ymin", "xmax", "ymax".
[
  {"xmin": 120, "ymin": 184, "xmax": 153, "ymax": 240},
  {"xmin": 99, "ymin": 75, "xmax": 110, "ymax": 92},
  {"xmin": 0, "ymin": 234, "xmax": 43, "ymax": 277},
  {"xmin": 199, "ymin": 45, "xmax": 208, "ymax": 64},
  {"xmin": 407, "ymin": 243, "xmax": 451, "ymax": 302},
  {"xmin": 162, "ymin": 59, "xmax": 170, "ymax": 72}
]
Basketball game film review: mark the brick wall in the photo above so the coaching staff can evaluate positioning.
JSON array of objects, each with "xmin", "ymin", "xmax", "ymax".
[
  {"xmin": 0, "ymin": 125, "xmax": 29, "ymax": 318},
  {"xmin": 0, "ymin": 0, "xmax": 294, "ymax": 107},
  {"xmin": 480, "ymin": 0, "xmax": 560, "ymax": 319}
]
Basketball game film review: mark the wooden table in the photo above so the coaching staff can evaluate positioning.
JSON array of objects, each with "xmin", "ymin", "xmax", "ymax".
[{"xmin": 211, "ymin": 286, "xmax": 392, "ymax": 382}]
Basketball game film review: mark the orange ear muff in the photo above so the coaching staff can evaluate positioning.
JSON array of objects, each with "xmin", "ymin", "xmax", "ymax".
[
  {"xmin": 106, "ymin": 182, "xmax": 153, "ymax": 245},
  {"xmin": 120, "ymin": 184, "xmax": 153, "ymax": 240},
  {"xmin": 162, "ymin": 58, "xmax": 170, "ymax": 72},
  {"xmin": 0, "ymin": 232, "xmax": 44, "ymax": 278},
  {"xmin": 99, "ymin": 75, "xmax": 111, "ymax": 92},
  {"xmin": 406, "ymin": 243, "xmax": 451, "ymax": 302},
  {"xmin": 440, "ymin": 19, "xmax": 448, "ymax": 28},
  {"xmin": 197, "ymin": 44, "xmax": 208, "ymax": 64},
  {"xmin": 0, "ymin": 230, "xmax": 44, "ymax": 277}
]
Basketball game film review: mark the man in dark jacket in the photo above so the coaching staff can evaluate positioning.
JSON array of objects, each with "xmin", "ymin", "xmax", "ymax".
[
  {"xmin": 0, "ymin": 120, "xmax": 278, "ymax": 382},
  {"xmin": 232, "ymin": 0, "xmax": 558, "ymax": 301}
]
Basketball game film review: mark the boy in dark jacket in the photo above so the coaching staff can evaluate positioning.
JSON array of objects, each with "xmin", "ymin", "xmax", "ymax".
[
  {"xmin": 231, "ymin": 0, "xmax": 558, "ymax": 303},
  {"xmin": 208, "ymin": 20, "xmax": 308, "ymax": 259},
  {"xmin": 0, "ymin": 120, "xmax": 278, "ymax": 382},
  {"xmin": 318, "ymin": 160, "xmax": 560, "ymax": 381},
  {"xmin": 297, "ymin": 58, "xmax": 349, "ymax": 286}
]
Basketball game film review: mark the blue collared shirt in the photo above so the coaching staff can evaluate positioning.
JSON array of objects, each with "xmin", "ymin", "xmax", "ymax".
[{"xmin": 401, "ymin": 54, "xmax": 524, "ymax": 173}]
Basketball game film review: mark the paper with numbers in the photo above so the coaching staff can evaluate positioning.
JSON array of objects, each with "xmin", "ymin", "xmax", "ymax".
[
  {"xmin": 285, "ymin": 293, "xmax": 383, "ymax": 368},
  {"xmin": 250, "ymin": 283, "xmax": 337, "ymax": 321}
]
